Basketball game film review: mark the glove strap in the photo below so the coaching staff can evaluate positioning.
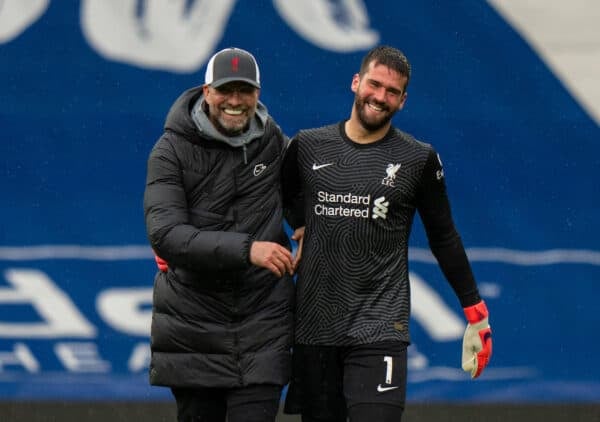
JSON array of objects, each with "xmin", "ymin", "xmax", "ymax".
[{"xmin": 463, "ymin": 300, "xmax": 488, "ymax": 324}]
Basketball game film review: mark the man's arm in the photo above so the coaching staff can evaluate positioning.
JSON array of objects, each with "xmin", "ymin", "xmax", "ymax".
[
  {"xmin": 416, "ymin": 149, "xmax": 480, "ymax": 305},
  {"xmin": 146, "ymin": 135, "xmax": 293, "ymax": 277},
  {"xmin": 416, "ymin": 148, "xmax": 492, "ymax": 378},
  {"xmin": 154, "ymin": 239, "xmax": 294, "ymax": 277},
  {"xmin": 144, "ymin": 136, "xmax": 253, "ymax": 272}
]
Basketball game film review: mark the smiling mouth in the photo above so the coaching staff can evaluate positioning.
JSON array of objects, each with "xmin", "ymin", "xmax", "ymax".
[
  {"xmin": 223, "ymin": 108, "xmax": 245, "ymax": 116},
  {"xmin": 367, "ymin": 102, "xmax": 387, "ymax": 112}
]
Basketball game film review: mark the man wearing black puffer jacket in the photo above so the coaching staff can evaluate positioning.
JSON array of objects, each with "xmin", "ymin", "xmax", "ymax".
[{"xmin": 143, "ymin": 47, "xmax": 295, "ymax": 422}]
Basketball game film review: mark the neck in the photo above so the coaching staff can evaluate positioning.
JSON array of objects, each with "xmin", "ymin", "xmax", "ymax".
[{"xmin": 345, "ymin": 113, "xmax": 390, "ymax": 144}]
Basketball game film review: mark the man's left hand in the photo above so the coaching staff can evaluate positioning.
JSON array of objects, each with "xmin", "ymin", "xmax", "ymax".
[{"xmin": 461, "ymin": 300, "xmax": 492, "ymax": 378}]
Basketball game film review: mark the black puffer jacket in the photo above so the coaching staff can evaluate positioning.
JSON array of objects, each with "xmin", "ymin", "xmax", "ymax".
[{"xmin": 144, "ymin": 87, "xmax": 294, "ymax": 388}]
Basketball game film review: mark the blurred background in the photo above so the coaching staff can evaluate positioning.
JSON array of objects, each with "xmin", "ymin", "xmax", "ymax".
[{"xmin": 1, "ymin": 0, "xmax": 598, "ymax": 420}]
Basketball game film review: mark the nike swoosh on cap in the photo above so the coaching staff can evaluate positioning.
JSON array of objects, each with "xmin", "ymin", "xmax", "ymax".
[{"xmin": 312, "ymin": 163, "xmax": 334, "ymax": 170}]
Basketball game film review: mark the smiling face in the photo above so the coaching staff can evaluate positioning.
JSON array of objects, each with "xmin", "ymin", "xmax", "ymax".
[
  {"xmin": 203, "ymin": 81, "xmax": 260, "ymax": 136},
  {"xmin": 351, "ymin": 60, "xmax": 408, "ymax": 133}
]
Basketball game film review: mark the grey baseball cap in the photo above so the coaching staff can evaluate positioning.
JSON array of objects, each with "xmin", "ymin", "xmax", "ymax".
[{"xmin": 204, "ymin": 47, "xmax": 261, "ymax": 89}]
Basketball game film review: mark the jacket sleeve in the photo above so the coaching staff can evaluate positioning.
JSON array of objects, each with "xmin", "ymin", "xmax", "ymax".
[
  {"xmin": 281, "ymin": 135, "xmax": 305, "ymax": 229},
  {"xmin": 416, "ymin": 148, "xmax": 481, "ymax": 307},
  {"xmin": 143, "ymin": 135, "xmax": 252, "ymax": 272}
]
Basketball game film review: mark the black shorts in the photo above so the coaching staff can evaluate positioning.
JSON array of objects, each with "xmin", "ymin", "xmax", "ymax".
[{"xmin": 284, "ymin": 342, "xmax": 407, "ymax": 421}]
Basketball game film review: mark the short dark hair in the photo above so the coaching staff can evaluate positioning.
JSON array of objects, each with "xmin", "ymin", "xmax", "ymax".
[{"xmin": 359, "ymin": 45, "xmax": 411, "ymax": 88}]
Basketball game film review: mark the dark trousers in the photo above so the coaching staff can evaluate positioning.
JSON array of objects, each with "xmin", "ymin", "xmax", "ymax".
[{"xmin": 171, "ymin": 384, "xmax": 282, "ymax": 422}]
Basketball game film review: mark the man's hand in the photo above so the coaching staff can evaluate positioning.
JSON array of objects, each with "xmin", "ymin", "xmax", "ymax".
[
  {"xmin": 462, "ymin": 300, "xmax": 492, "ymax": 378},
  {"xmin": 291, "ymin": 226, "xmax": 305, "ymax": 270},
  {"xmin": 154, "ymin": 253, "xmax": 168, "ymax": 272},
  {"xmin": 250, "ymin": 241, "xmax": 294, "ymax": 277}
]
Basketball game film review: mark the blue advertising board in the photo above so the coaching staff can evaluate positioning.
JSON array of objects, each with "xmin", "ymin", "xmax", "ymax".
[{"xmin": 1, "ymin": 1, "xmax": 599, "ymax": 402}]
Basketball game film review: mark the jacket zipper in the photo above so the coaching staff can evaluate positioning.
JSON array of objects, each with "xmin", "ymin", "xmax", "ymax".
[{"xmin": 231, "ymin": 155, "xmax": 243, "ymax": 385}]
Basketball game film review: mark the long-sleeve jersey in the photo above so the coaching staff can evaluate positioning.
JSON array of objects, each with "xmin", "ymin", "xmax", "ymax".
[{"xmin": 282, "ymin": 121, "xmax": 480, "ymax": 346}]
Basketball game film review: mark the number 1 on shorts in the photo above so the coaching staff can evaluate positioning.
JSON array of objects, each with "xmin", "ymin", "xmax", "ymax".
[{"xmin": 384, "ymin": 356, "xmax": 393, "ymax": 384}]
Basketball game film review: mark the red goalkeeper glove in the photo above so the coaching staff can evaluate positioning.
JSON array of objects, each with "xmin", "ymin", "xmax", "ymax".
[
  {"xmin": 154, "ymin": 253, "xmax": 168, "ymax": 272},
  {"xmin": 462, "ymin": 300, "xmax": 492, "ymax": 378}
]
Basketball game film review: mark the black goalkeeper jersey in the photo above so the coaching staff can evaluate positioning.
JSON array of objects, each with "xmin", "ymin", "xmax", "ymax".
[{"xmin": 282, "ymin": 121, "xmax": 480, "ymax": 346}]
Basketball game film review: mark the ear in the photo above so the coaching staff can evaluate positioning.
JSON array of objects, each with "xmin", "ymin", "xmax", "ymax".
[
  {"xmin": 202, "ymin": 84, "xmax": 210, "ymax": 97},
  {"xmin": 398, "ymin": 91, "xmax": 408, "ymax": 109},
  {"xmin": 351, "ymin": 73, "xmax": 360, "ymax": 93}
]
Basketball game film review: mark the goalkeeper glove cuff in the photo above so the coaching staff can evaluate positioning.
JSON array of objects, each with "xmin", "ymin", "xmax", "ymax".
[{"xmin": 154, "ymin": 253, "xmax": 168, "ymax": 272}]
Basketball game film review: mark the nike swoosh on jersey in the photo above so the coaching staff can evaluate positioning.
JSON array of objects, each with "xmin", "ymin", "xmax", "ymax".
[
  {"xmin": 312, "ymin": 163, "xmax": 334, "ymax": 170},
  {"xmin": 377, "ymin": 384, "xmax": 400, "ymax": 392}
]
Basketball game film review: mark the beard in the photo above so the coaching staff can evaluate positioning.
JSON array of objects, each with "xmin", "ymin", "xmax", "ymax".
[
  {"xmin": 354, "ymin": 94, "xmax": 397, "ymax": 132},
  {"xmin": 210, "ymin": 106, "xmax": 254, "ymax": 136},
  {"xmin": 215, "ymin": 115, "xmax": 250, "ymax": 136}
]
